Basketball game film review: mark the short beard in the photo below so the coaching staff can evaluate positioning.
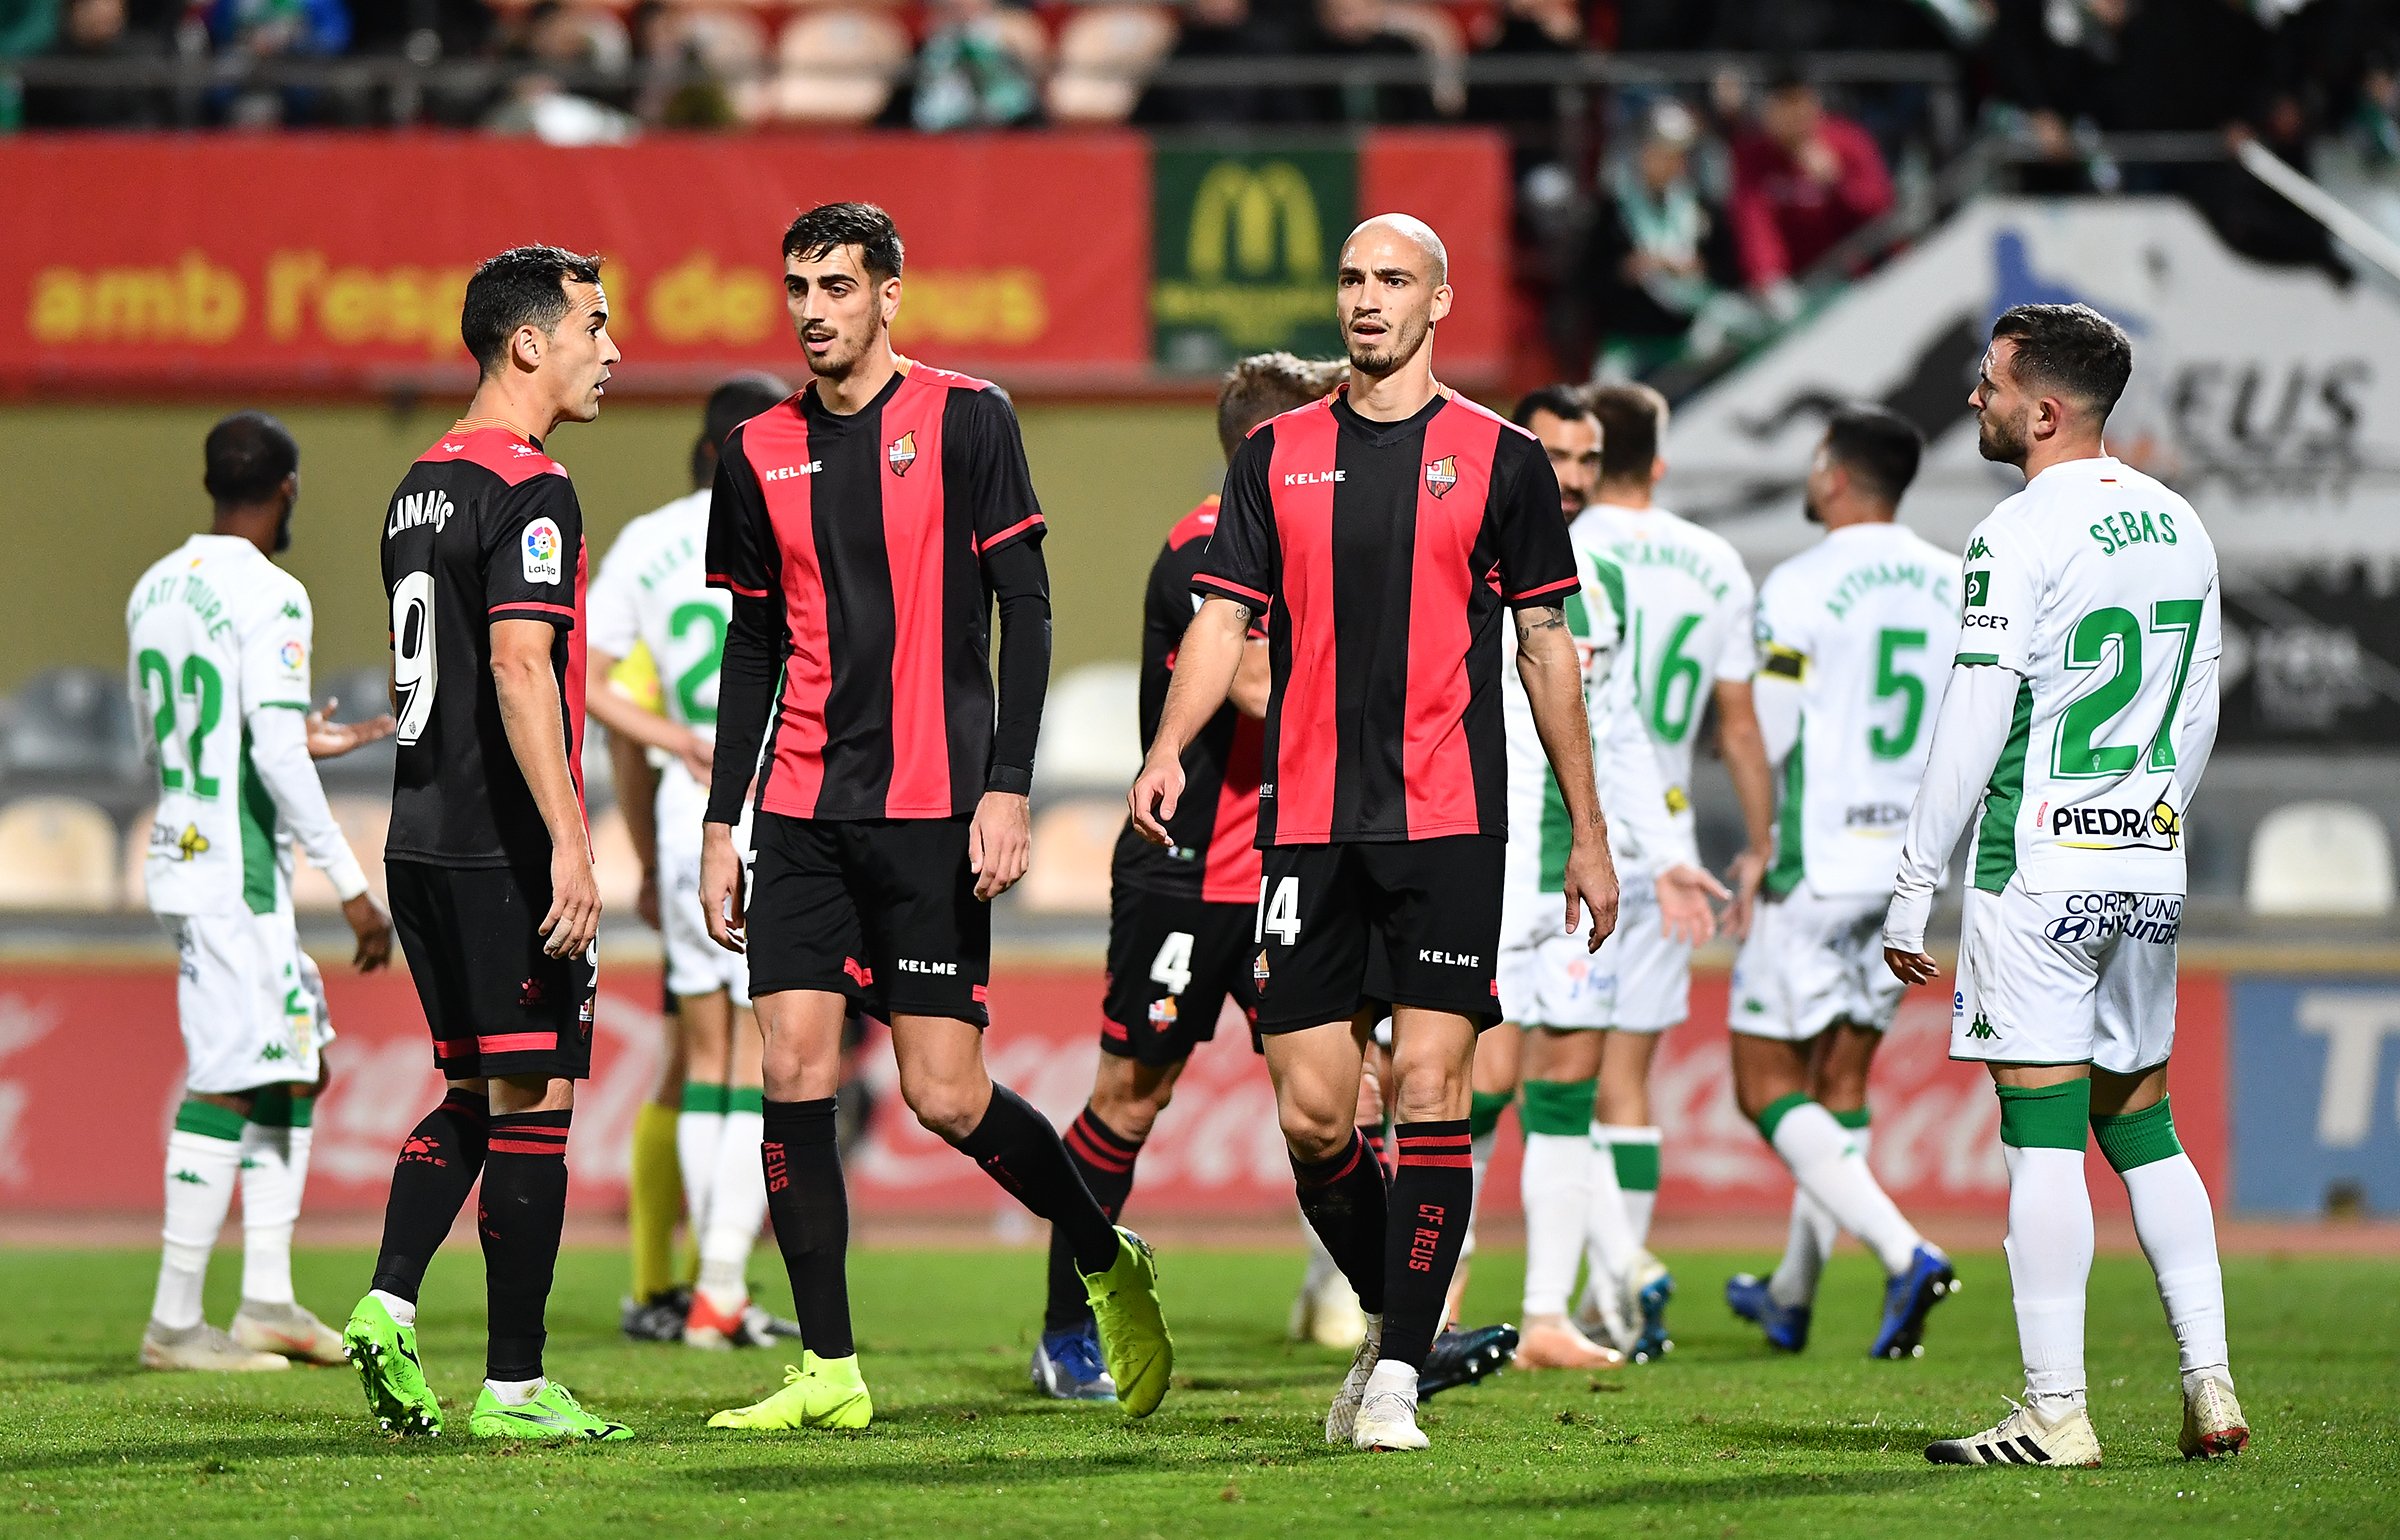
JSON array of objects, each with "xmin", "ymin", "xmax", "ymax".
[
  {"xmin": 1343, "ymin": 315, "xmax": 1427, "ymax": 377},
  {"xmin": 1977, "ymin": 410, "xmax": 2027, "ymax": 467},
  {"xmin": 273, "ymin": 502, "xmax": 294, "ymax": 553},
  {"xmin": 804, "ymin": 316, "xmax": 881, "ymax": 382},
  {"xmin": 1801, "ymin": 492, "xmax": 1823, "ymax": 525}
]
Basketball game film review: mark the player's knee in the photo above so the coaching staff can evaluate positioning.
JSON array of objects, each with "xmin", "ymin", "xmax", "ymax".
[
  {"xmin": 900, "ymin": 1073, "xmax": 988, "ymax": 1141},
  {"xmin": 1278, "ymin": 1098, "xmax": 1352, "ymax": 1163}
]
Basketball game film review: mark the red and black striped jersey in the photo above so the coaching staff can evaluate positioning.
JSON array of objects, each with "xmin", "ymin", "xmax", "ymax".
[
  {"xmin": 1113, "ymin": 495, "xmax": 1265, "ymax": 904},
  {"xmin": 705, "ymin": 364, "xmax": 1050, "ymax": 824},
  {"xmin": 381, "ymin": 426, "xmax": 587, "ymax": 870},
  {"xmin": 1194, "ymin": 388, "xmax": 1576, "ymax": 846}
]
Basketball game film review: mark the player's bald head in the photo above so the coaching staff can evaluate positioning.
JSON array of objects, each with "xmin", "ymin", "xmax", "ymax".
[{"xmin": 1341, "ymin": 214, "xmax": 1447, "ymax": 286}]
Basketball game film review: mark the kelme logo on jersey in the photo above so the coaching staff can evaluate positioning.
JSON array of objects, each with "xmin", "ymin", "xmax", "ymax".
[
  {"xmin": 2041, "ymin": 798, "xmax": 2182, "ymax": 852},
  {"xmin": 1964, "ymin": 570, "xmax": 1991, "ymax": 608},
  {"xmin": 887, "ymin": 430, "xmax": 918, "ymax": 476},
  {"xmin": 522, "ymin": 518, "xmax": 563, "ymax": 584},
  {"xmin": 1424, "ymin": 455, "xmax": 1458, "ymax": 498}
]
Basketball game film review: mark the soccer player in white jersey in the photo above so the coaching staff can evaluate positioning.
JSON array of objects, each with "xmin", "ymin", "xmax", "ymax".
[
  {"xmin": 586, "ymin": 374, "xmax": 793, "ymax": 1349},
  {"xmin": 126, "ymin": 413, "xmax": 395, "ymax": 1371},
  {"xmin": 1568, "ymin": 384, "xmax": 1776, "ymax": 1358},
  {"xmin": 1887, "ymin": 303, "xmax": 2246, "ymax": 1467},
  {"xmin": 1492, "ymin": 387, "xmax": 1722, "ymax": 1370},
  {"xmin": 1723, "ymin": 405, "xmax": 1959, "ymax": 1360}
]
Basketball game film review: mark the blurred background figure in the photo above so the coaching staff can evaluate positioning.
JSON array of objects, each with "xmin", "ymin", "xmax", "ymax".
[
  {"xmin": 1585, "ymin": 100, "xmax": 1756, "ymax": 381},
  {"xmin": 909, "ymin": 0, "xmax": 1038, "ymax": 131},
  {"xmin": 1728, "ymin": 66, "xmax": 1896, "ymax": 320}
]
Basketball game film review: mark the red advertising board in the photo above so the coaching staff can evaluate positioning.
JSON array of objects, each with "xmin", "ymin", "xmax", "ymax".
[
  {"xmin": 0, "ymin": 959, "xmax": 2226, "ymax": 1220},
  {"xmin": 1, "ymin": 134, "xmax": 1152, "ymax": 393}
]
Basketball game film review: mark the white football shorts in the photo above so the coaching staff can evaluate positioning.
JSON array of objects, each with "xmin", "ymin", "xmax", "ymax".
[
  {"xmin": 1952, "ymin": 873, "xmax": 2181, "ymax": 1074},
  {"xmin": 166, "ymin": 905, "xmax": 331, "ymax": 1094},
  {"xmin": 1728, "ymin": 881, "xmax": 1903, "ymax": 1041}
]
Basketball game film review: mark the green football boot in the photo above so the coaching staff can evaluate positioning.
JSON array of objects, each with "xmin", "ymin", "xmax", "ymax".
[
  {"xmin": 342, "ymin": 1295, "xmax": 442, "ymax": 1437},
  {"xmin": 467, "ymin": 1381, "xmax": 633, "ymax": 1441},
  {"xmin": 708, "ymin": 1352, "xmax": 874, "ymax": 1431},
  {"xmin": 1082, "ymin": 1226, "xmax": 1174, "ymax": 1418}
]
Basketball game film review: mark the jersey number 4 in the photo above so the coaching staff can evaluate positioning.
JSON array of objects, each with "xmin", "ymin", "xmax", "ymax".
[{"xmin": 391, "ymin": 571, "xmax": 439, "ymax": 747}]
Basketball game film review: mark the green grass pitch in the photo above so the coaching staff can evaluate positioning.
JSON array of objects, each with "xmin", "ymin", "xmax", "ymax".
[{"xmin": 4, "ymin": 1244, "xmax": 2394, "ymax": 1538}]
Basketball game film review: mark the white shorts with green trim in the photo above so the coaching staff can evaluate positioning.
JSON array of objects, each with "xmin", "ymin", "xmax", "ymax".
[
  {"xmin": 1728, "ymin": 881, "xmax": 1902, "ymax": 1041},
  {"xmin": 1952, "ymin": 872, "xmax": 2181, "ymax": 1074},
  {"xmin": 165, "ymin": 905, "xmax": 330, "ymax": 1094},
  {"xmin": 656, "ymin": 773, "xmax": 752, "ymax": 1007},
  {"xmin": 1498, "ymin": 871, "xmax": 1679, "ymax": 1032}
]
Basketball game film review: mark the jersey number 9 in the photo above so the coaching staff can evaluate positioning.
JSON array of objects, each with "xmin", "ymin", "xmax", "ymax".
[{"xmin": 391, "ymin": 570, "xmax": 439, "ymax": 747}]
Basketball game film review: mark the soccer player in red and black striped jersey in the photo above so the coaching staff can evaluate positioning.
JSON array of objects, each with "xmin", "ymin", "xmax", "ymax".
[
  {"xmin": 1132, "ymin": 214, "xmax": 1623, "ymax": 1452},
  {"xmin": 347, "ymin": 245, "xmax": 631, "ymax": 1442},
  {"xmin": 1028, "ymin": 353, "xmax": 1346, "ymax": 1401},
  {"xmin": 697, "ymin": 203, "xmax": 1173, "ymax": 1430}
]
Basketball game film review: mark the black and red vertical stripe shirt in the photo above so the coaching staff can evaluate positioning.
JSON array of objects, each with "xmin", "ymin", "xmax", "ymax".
[
  {"xmin": 705, "ymin": 364, "xmax": 1050, "ymax": 824},
  {"xmin": 381, "ymin": 427, "xmax": 588, "ymax": 870},
  {"xmin": 1113, "ymin": 495, "xmax": 1265, "ymax": 904},
  {"xmin": 1194, "ymin": 388, "xmax": 1575, "ymax": 845}
]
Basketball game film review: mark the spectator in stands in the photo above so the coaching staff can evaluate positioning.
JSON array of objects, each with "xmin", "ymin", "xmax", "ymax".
[
  {"xmin": 909, "ymin": 0, "xmax": 1039, "ymax": 131},
  {"xmin": 1136, "ymin": 0, "xmax": 1297, "ymax": 127},
  {"xmin": 1984, "ymin": 0, "xmax": 2128, "ymax": 192},
  {"xmin": 208, "ymin": 0, "xmax": 350, "ymax": 125},
  {"xmin": 23, "ymin": 0, "xmax": 168, "ymax": 128},
  {"xmin": 1727, "ymin": 67, "xmax": 1894, "ymax": 313},
  {"xmin": 1297, "ymin": 0, "xmax": 1435, "ymax": 125},
  {"xmin": 485, "ymin": 0, "xmax": 636, "ymax": 144},
  {"xmin": 1585, "ymin": 100, "xmax": 1754, "ymax": 378},
  {"xmin": 1468, "ymin": 0, "xmax": 1584, "ymax": 178}
]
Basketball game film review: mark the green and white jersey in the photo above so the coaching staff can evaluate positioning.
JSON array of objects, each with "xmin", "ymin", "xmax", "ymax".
[
  {"xmin": 1754, "ymin": 522, "xmax": 1962, "ymax": 899},
  {"xmin": 587, "ymin": 491, "xmax": 725, "ymax": 822},
  {"xmin": 1960, "ymin": 456, "xmax": 2221, "ymax": 896},
  {"xmin": 126, "ymin": 534, "xmax": 316, "ymax": 916},
  {"xmin": 1570, "ymin": 502, "xmax": 1760, "ymax": 806}
]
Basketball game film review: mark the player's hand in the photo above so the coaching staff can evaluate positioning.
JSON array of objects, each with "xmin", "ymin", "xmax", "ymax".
[
  {"xmin": 541, "ymin": 846, "xmax": 601, "ymax": 958},
  {"xmin": 675, "ymin": 729, "xmax": 715, "ymax": 786},
  {"xmin": 341, "ymin": 890, "xmax": 393, "ymax": 972},
  {"xmin": 1656, "ymin": 863, "xmax": 1730, "ymax": 947},
  {"xmin": 969, "ymin": 791, "xmax": 1032, "ymax": 902},
  {"xmin": 1722, "ymin": 845, "xmax": 1769, "ymax": 939},
  {"xmin": 306, "ymin": 697, "xmax": 398, "ymax": 760},
  {"xmin": 1885, "ymin": 946, "xmax": 1940, "ymax": 986},
  {"xmin": 700, "ymin": 822, "xmax": 746, "ymax": 953},
  {"xmin": 1128, "ymin": 754, "xmax": 1185, "ymax": 846},
  {"xmin": 637, "ymin": 865, "xmax": 661, "ymax": 932},
  {"xmin": 1562, "ymin": 836, "xmax": 1621, "ymax": 954}
]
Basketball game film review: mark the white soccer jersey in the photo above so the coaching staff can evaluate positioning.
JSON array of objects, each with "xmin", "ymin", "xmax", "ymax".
[
  {"xmin": 587, "ymin": 491, "xmax": 726, "ymax": 831},
  {"xmin": 126, "ymin": 534, "xmax": 358, "ymax": 916},
  {"xmin": 1754, "ymin": 522, "xmax": 1963, "ymax": 898},
  {"xmin": 1570, "ymin": 502, "xmax": 1760, "ymax": 807},
  {"xmin": 1957, "ymin": 456, "xmax": 2221, "ymax": 896}
]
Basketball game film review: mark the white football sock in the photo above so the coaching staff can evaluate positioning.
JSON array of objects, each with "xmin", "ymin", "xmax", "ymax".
[
  {"xmin": 697, "ymin": 1106, "xmax": 768, "ymax": 1307},
  {"xmin": 369, "ymin": 1288, "xmax": 416, "ymax": 1327},
  {"xmin": 2003, "ymin": 1141, "xmax": 2093, "ymax": 1411},
  {"xmin": 1769, "ymin": 1101, "xmax": 1922, "ymax": 1276},
  {"xmin": 152, "ymin": 1123, "xmax": 243, "ymax": 1330},
  {"xmin": 677, "ymin": 1092, "xmax": 726, "ymax": 1244},
  {"xmin": 2121, "ymin": 1152, "xmax": 2230, "ymax": 1384},
  {"xmin": 1582, "ymin": 1120, "xmax": 1640, "ymax": 1292},
  {"xmin": 237, "ymin": 1120, "xmax": 311, "ymax": 1307},
  {"xmin": 484, "ymin": 1376, "xmax": 545, "ymax": 1406},
  {"xmin": 1599, "ymin": 1125, "xmax": 1661, "ymax": 1244},
  {"xmin": 1768, "ymin": 1125, "xmax": 1861, "ymax": 1310},
  {"xmin": 1520, "ymin": 1132, "xmax": 1590, "ymax": 1318}
]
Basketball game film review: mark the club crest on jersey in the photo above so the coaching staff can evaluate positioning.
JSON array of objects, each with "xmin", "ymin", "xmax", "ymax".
[
  {"xmin": 522, "ymin": 518, "xmax": 563, "ymax": 584},
  {"xmin": 1424, "ymin": 455, "xmax": 1458, "ymax": 498},
  {"xmin": 1253, "ymin": 950, "xmax": 1271, "ymax": 988},
  {"xmin": 887, "ymin": 430, "xmax": 918, "ymax": 476}
]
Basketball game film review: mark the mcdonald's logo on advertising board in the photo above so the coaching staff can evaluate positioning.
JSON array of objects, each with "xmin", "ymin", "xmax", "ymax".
[{"xmin": 1151, "ymin": 145, "xmax": 1356, "ymax": 371}]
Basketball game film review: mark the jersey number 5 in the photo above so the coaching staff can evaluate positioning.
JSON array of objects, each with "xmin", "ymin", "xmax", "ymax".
[{"xmin": 391, "ymin": 570, "xmax": 439, "ymax": 747}]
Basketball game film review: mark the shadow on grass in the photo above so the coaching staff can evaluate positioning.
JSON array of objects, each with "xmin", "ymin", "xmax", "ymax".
[
  {"xmin": 1458, "ymin": 1465, "xmax": 1955, "ymax": 1511},
  {"xmin": 1697, "ymin": 1416, "xmax": 1944, "ymax": 1455}
]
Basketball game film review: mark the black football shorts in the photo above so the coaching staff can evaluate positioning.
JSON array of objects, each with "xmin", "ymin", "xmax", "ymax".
[
  {"xmin": 1252, "ymin": 835, "xmax": 1505, "ymax": 1033},
  {"xmin": 386, "ymin": 858, "xmax": 598, "ymax": 1081},
  {"xmin": 1102, "ymin": 885, "xmax": 1261, "ymax": 1066},
  {"xmin": 747, "ymin": 813, "xmax": 990, "ymax": 1026}
]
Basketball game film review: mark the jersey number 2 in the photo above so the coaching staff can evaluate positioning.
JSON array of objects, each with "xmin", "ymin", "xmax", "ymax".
[{"xmin": 390, "ymin": 571, "xmax": 439, "ymax": 747}]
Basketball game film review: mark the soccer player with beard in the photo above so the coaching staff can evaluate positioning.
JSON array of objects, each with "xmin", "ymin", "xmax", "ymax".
[
  {"xmin": 1132, "ymin": 214, "xmax": 1618, "ymax": 1452},
  {"xmin": 700, "ymin": 203, "xmax": 1172, "ymax": 1431},
  {"xmin": 348, "ymin": 245, "xmax": 629, "ymax": 1441}
]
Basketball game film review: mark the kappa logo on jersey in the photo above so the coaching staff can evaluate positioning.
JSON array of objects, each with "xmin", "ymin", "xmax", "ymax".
[
  {"xmin": 887, "ymin": 430, "xmax": 918, "ymax": 476},
  {"xmin": 522, "ymin": 518, "xmax": 563, "ymax": 584},
  {"xmin": 761, "ymin": 461, "xmax": 822, "ymax": 482},
  {"xmin": 1282, "ymin": 470, "xmax": 1344, "ymax": 486},
  {"xmin": 1964, "ymin": 570, "xmax": 1991, "ymax": 607},
  {"xmin": 1966, "ymin": 1012, "xmax": 1998, "ymax": 1040},
  {"xmin": 1966, "ymin": 536, "xmax": 1994, "ymax": 561},
  {"xmin": 1424, "ymin": 455, "xmax": 1458, "ymax": 498},
  {"xmin": 2040, "ymin": 798, "xmax": 2182, "ymax": 852},
  {"xmin": 386, "ymin": 490, "xmax": 454, "ymax": 536},
  {"xmin": 280, "ymin": 602, "xmax": 304, "ymax": 621}
]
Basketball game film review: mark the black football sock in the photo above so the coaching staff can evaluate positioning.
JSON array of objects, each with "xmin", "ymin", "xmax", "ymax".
[
  {"xmin": 479, "ymin": 1108, "xmax": 571, "ymax": 1383},
  {"xmin": 368, "ymin": 1088, "xmax": 488, "ymax": 1302},
  {"xmin": 762, "ymin": 1097, "xmax": 854, "ymax": 1360},
  {"xmin": 1379, "ymin": 1120, "xmax": 1476, "ymax": 1370},
  {"xmin": 1044, "ymin": 1104, "xmax": 1145, "ymax": 1332},
  {"xmin": 1292, "ymin": 1129, "xmax": 1388, "ymax": 1315},
  {"xmin": 953, "ymin": 1083, "xmax": 1120, "ymax": 1276}
]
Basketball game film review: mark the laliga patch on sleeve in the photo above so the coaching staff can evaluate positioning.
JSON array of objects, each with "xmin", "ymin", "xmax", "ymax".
[{"xmin": 522, "ymin": 518, "xmax": 564, "ymax": 584}]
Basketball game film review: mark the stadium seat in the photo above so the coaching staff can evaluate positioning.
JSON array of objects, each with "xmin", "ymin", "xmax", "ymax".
[
  {"xmin": 1382, "ymin": 2, "xmax": 1466, "ymax": 117},
  {"xmin": 590, "ymin": 804, "xmax": 646, "ymax": 913},
  {"xmin": 1033, "ymin": 661, "xmax": 1142, "ymax": 796},
  {"xmin": 1047, "ymin": 4, "xmax": 1175, "ymax": 125},
  {"xmin": 1018, "ymin": 795, "xmax": 1122, "ymax": 915},
  {"xmin": 0, "ymin": 666, "xmax": 143, "ymax": 806},
  {"xmin": 288, "ymin": 795, "xmax": 392, "ymax": 912},
  {"xmin": 0, "ymin": 796, "xmax": 120, "ymax": 911},
  {"xmin": 761, "ymin": 7, "xmax": 913, "ymax": 124},
  {"xmin": 2246, "ymin": 800, "xmax": 2397, "ymax": 917}
]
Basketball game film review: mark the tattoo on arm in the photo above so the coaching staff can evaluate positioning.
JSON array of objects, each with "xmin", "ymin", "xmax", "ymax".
[
  {"xmin": 1226, "ymin": 602, "xmax": 1253, "ymax": 628},
  {"xmin": 1515, "ymin": 605, "xmax": 1568, "ymax": 641}
]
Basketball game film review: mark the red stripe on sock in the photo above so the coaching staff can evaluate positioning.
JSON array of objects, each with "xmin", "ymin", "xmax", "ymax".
[
  {"xmin": 1397, "ymin": 1153, "xmax": 1474, "ymax": 1168},
  {"xmin": 1064, "ymin": 1121, "xmax": 1134, "ymax": 1174},
  {"xmin": 487, "ymin": 1138, "xmax": 569, "ymax": 1156}
]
